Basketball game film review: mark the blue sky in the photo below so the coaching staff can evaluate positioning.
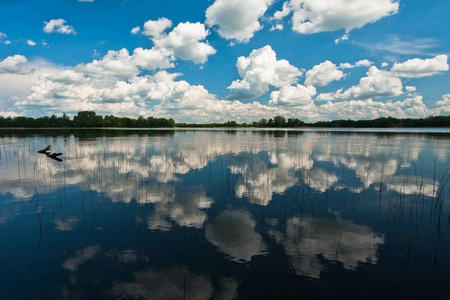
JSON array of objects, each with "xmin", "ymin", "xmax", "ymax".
[{"xmin": 1, "ymin": 0, "xmax": 449, "ymax": 123}]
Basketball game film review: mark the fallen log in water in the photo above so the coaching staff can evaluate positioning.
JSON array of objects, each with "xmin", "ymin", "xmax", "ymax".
[
  {"xmin": 37, "ymin": 145, "xmax": 51, "ymax": 154},
  {"xmin": 37, "ymin": 145, "xmax": 63, "ymax": 161}
]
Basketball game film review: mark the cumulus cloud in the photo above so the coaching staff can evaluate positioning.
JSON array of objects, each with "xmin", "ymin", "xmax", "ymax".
[
  {"xmin": 142, "ymin": 18, "xmax": 173, "ymax": 37},
  {"xmin": 355, "ymin": 59, "xmax": 373, "ymax": 67},
  {"xmin": 143, "ymin": 72, "xmax": 289, "ymax": 122},
  {"xmin": 227, "ymin": 45, "xmax": 302, "ymax": 99},
  {"xmin": 390, "ymin": 55, "xmax": 449, "ymax": 78},
  {"xmin": 317, "ymin": 95, "xmax": 429, "ymax": 120},
  {"xmin": 304, "ymin": 61, "xmax": 344, "ymax": 86},
  {"xmin": 48, "ymin": 69, "xmax": 88, "ymax": 85},
  {"xmin": 0, "ymin": 111, "xmax": 19, "ymax": 117},
  {"xmin": 0, "ymin": 55, "xmax": 32, "ymax": 74},
  {"xmin": 27, "ymin": 40, "xmax": 36, "ymax": 46},
  {"xmin": 16, "ymin": 63, "xmax": 289, "ymax": 123},
  {"xmin": 206, "ymin": 0, "xmax": 273, "ymax": 43},
  {"xmin": 151, "ymin": 22, "xmax": 216, "ymax": 64},
  {"xmin": 77, "ymin": 48, "xmax": 174, "ymax": 78},
  {"xmin": 275, "ymin": 0, "xmax": 399, "ymax": 36},
  {"xmin": 339, "ymin": 66, "xmax": 403, "ymax": 99},
  {"xmin": 435, "ymin": 94, "xmax": 450, "ymax": 106},
  {"xmin": 43, "ymin": 19, "xmax": 75, "ymax": 34},
  {"xmin": 140, "ymin": 19, "xmax": 216, "ymax": 64},
  {"xmin": 269, "ymin": 84, "xmax": 316, "ymax": 107},
  {"xmin": 339, "ymin": 59, "xmax": 372, "ymax": 69},
  {"xmin": 405, "ymin": 86, "xmax": 417, "ymax": 93}
]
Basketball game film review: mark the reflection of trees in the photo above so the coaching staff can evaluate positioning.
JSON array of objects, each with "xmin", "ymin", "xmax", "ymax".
[
  {"xmin": 268, "ymin": 215, "xmax": 385, "ymax": 279},
  {"xmin": 205, "ymin": 210, "xmax": 267, "ymax": 262}
]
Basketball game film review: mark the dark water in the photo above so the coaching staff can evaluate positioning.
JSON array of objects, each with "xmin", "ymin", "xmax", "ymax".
[{"xmin": 1, "ymin": 128, "xmax": 449, "ymax": 299}]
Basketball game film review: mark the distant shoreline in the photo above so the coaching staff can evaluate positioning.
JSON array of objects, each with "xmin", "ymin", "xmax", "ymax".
[{"xmin": 1, "ymin": 111, "xmax": 450, "ymax": 129}]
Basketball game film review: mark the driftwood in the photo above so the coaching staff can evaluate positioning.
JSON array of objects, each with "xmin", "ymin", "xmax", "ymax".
[
  {"xmin": 48, "ymin": 152, "xmax": 62, "ymax": 158},
  {"xmin": 37, "ymin": 145, "xmax": 63, "ymax": 162},
  {"xmin": 37, "ymin": 145, "xmax": 51, "ymax": 154}
]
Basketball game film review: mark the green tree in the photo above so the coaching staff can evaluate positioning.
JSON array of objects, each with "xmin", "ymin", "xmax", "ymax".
[
  {"xmin": 274, "ymin": 116, "xmax": 287, "ymax": 127},
  {"xmin": 73, "ymin": 111, "xmax": 103, "ymax": 127},
  {"xmin": 258, "ymin": 118, "xmax": 268, "ymax": 127}
]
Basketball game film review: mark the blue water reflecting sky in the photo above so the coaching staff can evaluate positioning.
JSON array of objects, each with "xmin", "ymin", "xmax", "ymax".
[{"xmin": 0, "ymin": 129, "xmax": 449, "ymax": 299}]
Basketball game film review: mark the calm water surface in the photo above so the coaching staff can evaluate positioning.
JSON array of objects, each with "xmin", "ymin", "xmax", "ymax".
[{"xmin": 1, "ymin": 128, "xmax": 450, "ymax": 299}]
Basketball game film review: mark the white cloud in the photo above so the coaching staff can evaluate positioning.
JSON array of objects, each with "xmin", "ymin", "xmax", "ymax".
[
  {"xmin": 140, "ymin": 19, "xmax": 216, "ymax": 64},
  {"xmin": 0, "ymin": 111, "xmax": 20, "ymax": 117},
  {"xmin": 4, "ymin": 44, "xmax": 447, "ymax": 123},
  {"xmin": 0, "ymin": 55, "xmax": 32, "ymax": 74},
  {"xmin": 390, "ymin": 55, "xmax": 449, "ymax": 78},
  {"xmin": 273, "ymin": 2, "xmax": 291, "ymax": 19},
  {"xmin": 339, "ymin": 63, "xmax": 353, "ymax": 69},
  {"xmin": 143, "ymin": 71, "xmax": 289, "ymax": 123},
  {"xmin": 381, "ymin": 62, "xmax": 389, "ymax": 67},
  {"xmin": 78, "ymin": 0, "xmax": 94, "ymax": 2},
  {"xmin": 27, "ymin": 40, "xmax": 36, "ymax": 46},
  {"xmin": 142, "ymin": 18, "xmax": 173, "ymax": 37},
  {"xmin": 15, "ymin": 61, "xmax": 289, "ymax": 123},
  {"xmin": 0, "ymin": 58, "xmax": 61, "ymax": 103},
  {"xmin": 339, "ymin": 66, "xmax": 403, "ymax": 99},
  {"xmin": 317, "ymin": 95, "xmax": 429, "ymax": 120},
  {"xmin": 314, "ymin": 91, "xmax": 337, "ymax": 102},
  {"xmin": 77, "ymin": 47, "xmax": 174, "ymax": 78},
  {"xmin": 43, "ymin": 19, "xmax": 75, "ymax": 34},
  {"xmin": 205, "ymin": 0, "xmax": 274, "ymax": 43},
  {"xmin": 131, "ymin": 26, "xmax": 140, "ymax": 34},
  {"xmin": 355, "ymin": 59, "xmax": 373, "ymax": 67},
  {"xmin": 304, "ymin": 61, "xmax": 344, "ymax": 86},
  {"xmin": 270, "ymin": 24, "xmax": 284, "ymax": 31},
  {"xmin": 335, "ymin": 33, "xmax": 349, "ymax": 44},
  {"xmin": 0, "ymin": 32, "xmax": 11, "ymax": 45},
  {"xmin": 405, "ymin": 86, "xmax": 417, "ymax": 93},
  {"xmin": 268, "ymin": 84, "xmax": 316, "ymax": 106},
  {"xmin": 48, "ymin": 69, "xmax": 88, "ymax": 85},
  {"xmin": 435, "ymin": 94, "xmax": 450, "ymax": 106},
  {"xmin": 339, "ymin": 59, "xmax": 372, "ymax": 69},
  {"xmin": 228, "ymin": 45, "xmax": 302, "ymax": 99},
  {"xmin": 276, "ymin": 0, "xmax": 399, "ymax": 36},
  {"xmin": 151, "ymin": 22, "xmax": 216, "ymax": 64}
]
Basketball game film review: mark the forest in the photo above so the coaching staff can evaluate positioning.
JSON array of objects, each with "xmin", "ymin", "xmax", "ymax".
[
  {"xmin": 0, "ymin": 111, "xmax": 175, "ymax": 128},
  {"xmin": 1, "ymin": 111, "xmax": 450, "ymax": 128}
]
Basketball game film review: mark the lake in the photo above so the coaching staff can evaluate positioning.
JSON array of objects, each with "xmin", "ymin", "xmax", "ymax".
[{"xmin": 1, "ymin": 128, "xmax": 449, "ymax": 299}]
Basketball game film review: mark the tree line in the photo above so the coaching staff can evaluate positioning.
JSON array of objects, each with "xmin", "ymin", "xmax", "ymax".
[
  {"xmin": 0, "ymin": 111, "xmax": 176, "ymax": 128},
  {"xmin": 1, "ymin": 111, "xmax": 449, "ymax": 128},
  {"xmin": 178, "ymin": 116, "xmax": 450, "ymax": 128}
]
